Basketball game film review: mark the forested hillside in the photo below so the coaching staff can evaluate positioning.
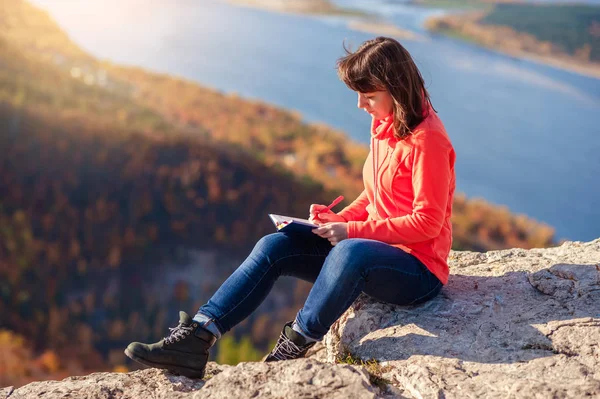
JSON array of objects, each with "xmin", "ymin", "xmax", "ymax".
[{"xmin": 0, "ymin": 33, "xmax": 337, "ymax": 385}]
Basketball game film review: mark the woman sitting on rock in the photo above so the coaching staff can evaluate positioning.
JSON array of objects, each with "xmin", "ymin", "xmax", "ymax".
[{"xmin": 125, "ymin": 36, "xmax": 456, "ymax": 378}]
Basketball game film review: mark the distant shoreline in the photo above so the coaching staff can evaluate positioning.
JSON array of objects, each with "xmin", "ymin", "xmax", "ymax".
[
  {"xmin": 429, "ymin": 26, "xmax": 600, "ymax": 80},
  {"xmin": 347, "ymin": 21, "xmax": 423, "ymax": 41},
  {"xmin": 485, "ymin": 46, "xmax": 600, "ymax": 80},
  {"xmin": 224, "ymin": 0, "xmax": 424, "ymax": 41},
  {"xmin": 226, "ymin": 0, "xmax": 600, "ymax": 80},
  {"xmin": 224, "ymin": 0, "xmax": 364, "ymax": 16},
  {"xmin": 424, "ymin": 11, "xmax": 600, "ymax": 80}
]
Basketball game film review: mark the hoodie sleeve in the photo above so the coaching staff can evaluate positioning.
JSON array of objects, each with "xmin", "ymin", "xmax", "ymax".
[
  {"xmin": 337, "ymin": 189, "xmax": 370, "ymax": 222},
  {"xmin": 347, "ymin": 132, "xmax": 452, "ymax": 243}
]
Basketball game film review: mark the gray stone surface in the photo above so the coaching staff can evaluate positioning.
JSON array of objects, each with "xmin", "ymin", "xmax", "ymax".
[
  {"xmin": 324, "ymin": 238, "xmax": 600, "ymax": 398},
  {"xmin": 7, "ymin": 360, "xmax": 378, "ymax": 399},
  {"xmin": 4, "ymin": 239, "xmax": 599, "ymax": 398},
  {"xmin": 0, "ymin": 387, "xmax": 14, "ymax": 399}
]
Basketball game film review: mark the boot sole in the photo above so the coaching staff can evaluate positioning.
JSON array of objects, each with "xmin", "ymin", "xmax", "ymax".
[{"xmin": 124, "ymin": 348, "xmax": 206, "ymax": 379}]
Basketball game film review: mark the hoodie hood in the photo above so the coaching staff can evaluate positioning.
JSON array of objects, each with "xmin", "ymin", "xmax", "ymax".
[
  {"xmin": 370, "ymin": 101, "xmax": 434, "ymax": 141},
  {"xmin": 370, "ymin": 113, "xmax": 395, "ymax": 140}
]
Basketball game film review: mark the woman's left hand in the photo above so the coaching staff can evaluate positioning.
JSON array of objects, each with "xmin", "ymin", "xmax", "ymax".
[{"xmin": 312, "ymin": 223, "xmax": 348, "ymax": 246}]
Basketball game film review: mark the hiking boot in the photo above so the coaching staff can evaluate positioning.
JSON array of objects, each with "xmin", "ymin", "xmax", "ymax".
[
  {"xmin": 124, "ymin": 311, "xmax": 217, "ymax": 378},
  {"xmin": 263, "ymin": 321, "xmax": 317, "ymax": 362}
]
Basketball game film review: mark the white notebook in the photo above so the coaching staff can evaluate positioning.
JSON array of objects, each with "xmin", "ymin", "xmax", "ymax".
[{"xmin": 268, "ymin": 213, "xmax": 318, "ymax": 234}]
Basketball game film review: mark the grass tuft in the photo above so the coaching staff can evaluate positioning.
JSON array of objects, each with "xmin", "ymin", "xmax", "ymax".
[{"xmin": 335, "ymin": 347, "xmax": 394, "ymax": 391}]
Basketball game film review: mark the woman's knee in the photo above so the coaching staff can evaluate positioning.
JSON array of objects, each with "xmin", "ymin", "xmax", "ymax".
[
  {"xmin": 235, "ymin": 233, "xmax": 288, "ymax": 276},
  {"xmin": 330, "ymin": 239, "xmax": 371, "ymax": 260},
  {"xmin": 324, "ymin": 239, "xmax": 370, "ymax": 277},
  {"xmin": 251, "ymin": 232, "xmax": 295, "ymax": 264},
  {"xmin": 254, "ymin": 232, "xmax": 286, "ymax": 251}
]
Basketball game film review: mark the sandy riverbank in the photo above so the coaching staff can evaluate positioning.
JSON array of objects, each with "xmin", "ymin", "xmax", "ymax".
[
  {"xmin": 225, "ymin": 0, "xmax": 423, "ymax": 41},
  {"xmin": 347, "ymin": 21, "xmax": 423, "ymax": 41},
  {"xmin": 227, "ymin": 0, "xmax": 600, "ymax": 79},
  {"xmin": 226, "ymin": 0, "xmax": 355, "ymax": 15},
  {"xmin": 489, "ymin": 48, "xmax": 600, "ymax": 80},
  {"xmin": 432, "ymin": 29, "xmax": 600, "ymax": 80},
  {"xmin": 424, "ymin": 13, "xmax": 600, "ymax": 80}
]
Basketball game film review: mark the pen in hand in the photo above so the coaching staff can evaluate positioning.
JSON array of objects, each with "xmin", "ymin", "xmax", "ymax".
[{"xmin": 317, "ymin": 195, "xmax": 344, "ymax": 218}]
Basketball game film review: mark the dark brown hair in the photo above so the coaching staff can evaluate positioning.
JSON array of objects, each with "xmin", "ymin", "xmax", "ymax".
[{"xmin": 336, "ymin": 36, "xmax": 434, "ymax": 140}]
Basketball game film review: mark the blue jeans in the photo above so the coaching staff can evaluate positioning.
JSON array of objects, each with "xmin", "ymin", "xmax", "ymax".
[{"xmin": 196, "ymin": 232, "xmax": 443, "ymax": 341}]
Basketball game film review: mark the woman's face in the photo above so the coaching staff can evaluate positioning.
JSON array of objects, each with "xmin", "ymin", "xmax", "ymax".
[{"xmin": 357, "ymin": 90, "xmax": 394, "ymax": 120}]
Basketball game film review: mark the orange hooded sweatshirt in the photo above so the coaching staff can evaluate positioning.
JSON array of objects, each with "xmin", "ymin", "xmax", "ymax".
[{"xmin": 337, "ymin": 107, "xmax": 456, "ymax": 285}]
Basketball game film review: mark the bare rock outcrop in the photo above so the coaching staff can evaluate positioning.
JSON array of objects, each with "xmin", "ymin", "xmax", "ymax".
[
  {"xmin": 4, "ymin": 360, "xmax": 380, "ymax": 399},
  {"xmin": 4, "ymin": 239, "xmax": 599, "ymax": 398},
  {"xmin": 323, "ymin": 238, "xmax": 600, "ymax": 398}
]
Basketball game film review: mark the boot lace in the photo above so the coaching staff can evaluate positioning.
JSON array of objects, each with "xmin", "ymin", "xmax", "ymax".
[
  {"xmin": 269, "ymin": 330, "xmax": 312, "ymax": 361},
  {"xmin": 164, "ymin": 322, "xmax": 194, "ymax": 345}
]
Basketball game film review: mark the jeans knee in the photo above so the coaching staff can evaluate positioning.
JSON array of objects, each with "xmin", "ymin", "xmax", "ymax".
[
  {"xmin": 330, "ymin": 239, "xmax": 367, "ymax": 261},
  {"xmin": 254, "ymin": 233, "xmax": 286, "ymax": 254},
  {"xmin": 332, "ymin": 238, "xmax": 363, "ymax": 251},
  {"xmin": 251, "ymin": 232, "xmax": 295, "ymax": 267},
  {"xmin": 325, "ymin": 239, "xmax": 368, "ymax": 277}
]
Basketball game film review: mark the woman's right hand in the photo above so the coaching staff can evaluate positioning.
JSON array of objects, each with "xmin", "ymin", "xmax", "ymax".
[{"xmin": 309, "ymin": 204, "xmax": 346, "ymax": 225}]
